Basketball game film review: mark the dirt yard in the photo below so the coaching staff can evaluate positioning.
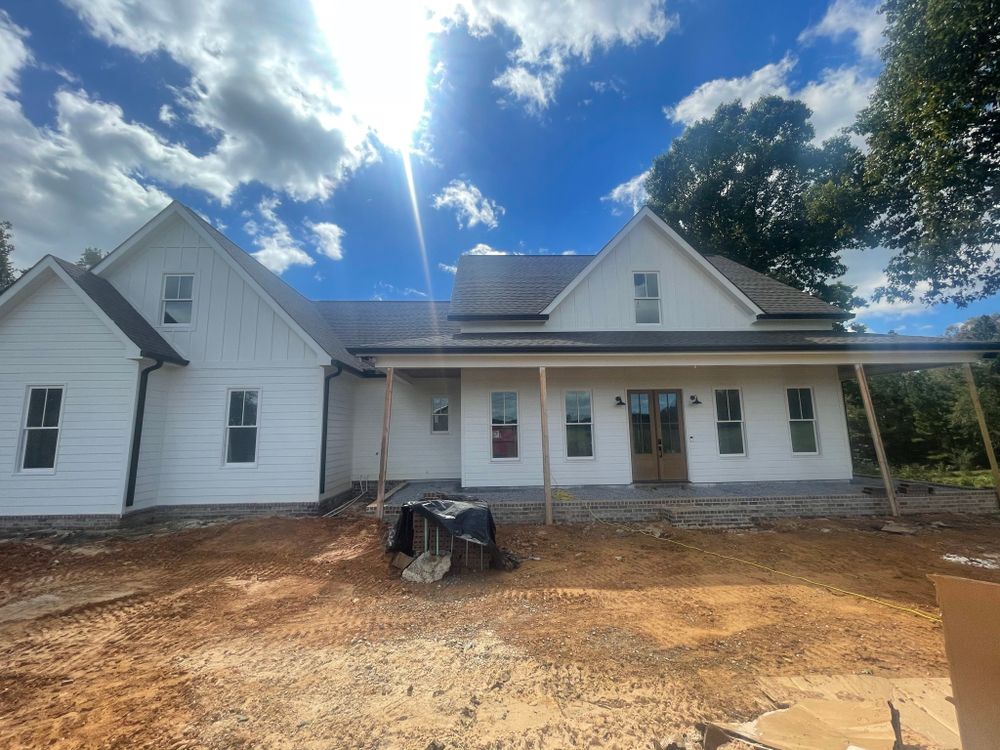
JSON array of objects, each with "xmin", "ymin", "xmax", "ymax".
[{"xmin": 1, "ymin": 512, "xmax": 998, "ymax": 749}]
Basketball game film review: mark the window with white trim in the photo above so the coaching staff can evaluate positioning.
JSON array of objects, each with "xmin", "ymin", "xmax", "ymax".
[
  {"xmin": 20, "ymin": 387, "xmax": 63, "ymax": 470},
  {"xmin": 490, "ymin": 391, "xmax": 518, "ymax": 459},
  {"xmin": 714, "ymin": 388, "xmax": 745, "ymax": 455},
  {"xmin": 565, "ymin": 390, "xmax": 593, "ymax": 458},
  {"xmin": 226, "ymin": 389, "xmax": 259, "ymax": 464},
  {"xmin": 633, "ymin": 271, "xmax": 661, "ymax": 324},
  {"xmin": 787, "ymin": 387, "xmax": 818, "ymax": 453},
  {"xmin": 161, "ymin": 274, "xmax": 194, "ymax": 325},
  {"xmin": 431, "ymin": 395, "xmax": 449, "ymax": 433}
]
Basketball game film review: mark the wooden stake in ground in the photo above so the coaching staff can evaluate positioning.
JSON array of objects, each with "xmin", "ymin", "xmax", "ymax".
[
  {"xmin": 539, "ymin": 366, "xmax": 553, "ymax": 525},
  {"xmin": 963, "ymin": 362, "xmax": 1000, "ymax": 507},
  {"xmin": 376, "ymin": 366, "xmax": 395, "ymax": 522},
  {"xmin": 855, "ymin": 363, "xmax": 899, "ymax": 516}
]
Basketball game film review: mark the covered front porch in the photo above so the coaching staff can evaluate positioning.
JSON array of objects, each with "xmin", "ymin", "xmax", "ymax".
[{"xmin": 371, "ymin": 477, "xmax": 998, "ymax": 527}]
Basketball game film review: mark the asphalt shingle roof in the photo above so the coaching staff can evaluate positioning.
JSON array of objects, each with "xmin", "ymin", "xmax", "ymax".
[
  {"xmin": 316, "ymin": 300, "xmax": 457, "ymax": 347},
  {"xmin": 703, "ymin": 255, "xmax": 849, "ymax": 318},
  {"xmin": 53, "ymin": 258, "xmax": 188, "ymax": 364}
]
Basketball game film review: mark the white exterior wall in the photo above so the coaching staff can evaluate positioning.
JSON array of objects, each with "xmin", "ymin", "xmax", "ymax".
[
  {"xmin": 351, "ymin": 377, "xmax": 461, "ymax": 482},
  {"xmin": 545, "ymin": 218, "xmax": 757, "ymax": 331},
  {"xmin": 460, "ymin": 365, "xmax": 852, "ymax": 487},
  {"xmin": 323, "ymin": 371, "xmax": 357, "ymax": 497},
  {"xmin": 0, "ymin": 277, "xmax": 139, "ymax": 515}
]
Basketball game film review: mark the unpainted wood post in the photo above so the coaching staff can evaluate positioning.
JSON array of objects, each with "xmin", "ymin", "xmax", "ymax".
[
  {"xmin": 963, "ymin": 363, "xmax": 1000, "ymax": 507},
  {"xmin": 539, "ymin": 366, "xmax": 553, "ymax": 525},
  {"xmin": 375, "ymin": 366, "xmax": 395, "ymax": 522},
  {"xmin": 855, "ymin": 363, "xmax": 900, "ymax": 516}
]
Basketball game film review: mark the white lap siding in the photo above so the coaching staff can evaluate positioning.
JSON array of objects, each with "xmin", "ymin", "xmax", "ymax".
[
  {"xmin": 351, "ymin": 377, "xmax": 461, "ymax": 482},
  {"xmin": 130, "ymin": 365, "xmax": 324, "ymax": 508},
  {"xmin": 460, "ymin": 366, "xmax": 852, "ymax": 487},
  {"xmin": 0, "ymin": 277, "xmax": 138, "ymax": 516},
  {"xmin": 323, "ymin": 370, "xmax": 357, "ymax": 498}
]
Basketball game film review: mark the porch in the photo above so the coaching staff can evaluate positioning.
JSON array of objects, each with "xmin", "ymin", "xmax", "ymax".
[{"xmin": 372, "ymin": 478, "xmax": 998, "ymax": 528}]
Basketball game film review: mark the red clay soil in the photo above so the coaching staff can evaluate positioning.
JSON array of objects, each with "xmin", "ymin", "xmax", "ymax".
[{"xmin": 0, "ymin": 513, "xmax": 998, "ymax": 749}]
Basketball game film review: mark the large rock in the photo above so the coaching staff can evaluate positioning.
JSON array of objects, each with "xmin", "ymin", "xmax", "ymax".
[{"xmin": 401, "ymin": 551, "xmax": 452, "ymax": 583}]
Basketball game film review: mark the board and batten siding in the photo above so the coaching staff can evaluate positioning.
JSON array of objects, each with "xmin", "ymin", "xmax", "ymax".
[
  {"xmin": 103, "ymin": 213, "xmax": 320, "ymax": 366},
  {"xmin": 545, "ymin": 217, "xmax": 756, "ymax": 331},
  {"xmin": 0, "ymin": 276, "xmax": 139, "ymax": 516},
  {"xmin": 351, "ymin": 377, "xmax": 461, "ymax": 482},
  {"xmin": 460, "ymin": 366, "xmax": 852, "ymax": 488}
]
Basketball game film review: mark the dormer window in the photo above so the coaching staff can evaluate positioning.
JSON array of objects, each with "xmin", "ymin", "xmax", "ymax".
[
  {"xmin": 161, "ymin": 274, "xmax": 193, "ymax": 325},
  {"xmin": 633, "ymin": 272, "xmax": 660, "ymax": 324}
]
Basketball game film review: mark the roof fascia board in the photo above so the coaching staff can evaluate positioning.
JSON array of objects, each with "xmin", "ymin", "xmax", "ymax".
[
  {"xmin": 0, "ymin": 257, "xmax": 143, "ymax": 359},
  {"xmin": 449, "ymin": 313, "xmax": 549, "ymax": 321},
  {"xmin": 539, "ymin": 207, "xmax": 765, "ymax": 317},
  {"xmin": 756, "ymin": 312, "xmax": 854, "ymax": 321}
]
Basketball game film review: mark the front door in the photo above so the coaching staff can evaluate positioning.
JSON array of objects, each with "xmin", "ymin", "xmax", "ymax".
[{"xmin": 628, "ymin": 389, "xmax": 688, "ymax": 482}]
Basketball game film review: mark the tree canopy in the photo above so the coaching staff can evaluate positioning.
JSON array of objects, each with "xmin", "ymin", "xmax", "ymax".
[
  {"xmin": 0, "ymin": 221, "xmax": 16, "ymax": 292},
  {"xmin": 645, "ymin": 96, "xmax": 871, "ymax": 310},
  {"xmin": 77, "ymin": 247, "xmax": 106, "ymax": 269},
  {"xmin": 857, "ymin": 0, "xmax": 1000, "ymax": 306}
]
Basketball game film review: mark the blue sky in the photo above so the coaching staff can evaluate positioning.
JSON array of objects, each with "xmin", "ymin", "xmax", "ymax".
[{"xmin": 2, "ymin": 0, "xmax": 997, "ymax": 334}]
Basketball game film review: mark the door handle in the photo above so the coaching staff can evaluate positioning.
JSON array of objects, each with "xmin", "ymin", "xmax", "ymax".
[{"xmin": 656, "ymin": 438, "xmax": 663, "ymax": 457}]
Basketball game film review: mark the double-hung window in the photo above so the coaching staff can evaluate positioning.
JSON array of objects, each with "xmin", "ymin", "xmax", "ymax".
[
  {"xmin": 787, "ymin": 387, "xmax": 818, "ymax": 453},
  {"xmin": 162, "ymin": 274, "xmax": 194, "ymax": 325},
  {"xmin": 565, "ymin": 390, "xmax": 593, "ymax": 458},
  {"xmin": 490, "ymin": 391, "xmax": 518, "ymax": 459},
  {"xmin": 20, "ymin": 386, "xmax": 63, "ymax": 471},
  {"xmin": 431, "ymin": 395, "xmax": 449, "ymax": 433},
  {"xmin": 633, "ymin": 271, "xmax": 661, "ymax": 324},
  {"xmin": 714, "ymin": 388, "xmax": 745, "ymax": 455},
  {"xmin": 226, "ymin": 389, "xmax": 259, "ymax": 465}
]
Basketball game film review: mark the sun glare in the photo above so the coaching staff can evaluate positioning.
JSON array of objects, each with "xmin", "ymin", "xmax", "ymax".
[{"xmin": 311, "ymin": 0, "xmax": 434, "ymax": 152}]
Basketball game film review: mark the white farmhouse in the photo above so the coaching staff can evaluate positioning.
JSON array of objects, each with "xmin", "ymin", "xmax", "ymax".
[{"xmin": 1, "ymin": 202, "xmax": 997, "ymax": 526}]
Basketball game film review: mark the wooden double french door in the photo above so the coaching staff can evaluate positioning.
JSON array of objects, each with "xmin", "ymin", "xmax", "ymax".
[{"xmin": 627, "ymin": 389, "xmax": 688, "ymax": 482}]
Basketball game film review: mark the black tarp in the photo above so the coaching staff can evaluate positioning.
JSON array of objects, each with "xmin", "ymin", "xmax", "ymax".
[{"xmin": 386, "ymin": 496, "xmax": 497, "ymax": 557}]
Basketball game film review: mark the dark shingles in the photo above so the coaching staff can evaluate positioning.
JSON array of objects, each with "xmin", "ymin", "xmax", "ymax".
[
  {"xmin": 448, "ymin": 254, "xmax": 592, "ymax": 318},
  {"xmin": 316, "ymin": 300, "xmax": 457, "ymax": 347},
  {"xmin": 176, "ymin": 204, "xmax": 370, "ymax": 372},
  {"xmin": 703, "ymin": 255, "xmax": 850, "ymax": 318},
  {"xmin": 346, "ymin": 328, "xmax": 1000, "ymax": 354},
  {"xmin": 53, "ymin": 258, "xmax": 188, "ymax": 364}
]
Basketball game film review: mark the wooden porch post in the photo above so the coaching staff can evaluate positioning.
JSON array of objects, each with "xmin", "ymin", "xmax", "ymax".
[
  {"xmin": 962, "ymin": 363, "xmax": 1000, "ymax": 506},
  {"xmin": 375, "ymin": 367, "xmax": 395, "ymax": 522},
  {"xmin": 854, "ymin": 363, "xmax": 899, "ymax": 516},
  {"xmin": 539, "ymin": 367, "xmax": 553, "ymax": 525}
]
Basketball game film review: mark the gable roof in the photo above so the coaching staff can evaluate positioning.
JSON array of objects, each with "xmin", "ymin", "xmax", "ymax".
[
  {"xmin": 0, "ymin": 256, "xmax": 187, "ymax": 365},
  {"xmin": 316, "ymin": 300, "xmax": 457, "ymax": 347},
  {"xmin": 449, "ymin": 255, "xmax": 592, "ymax": 320},
  {"xmin": 448, "ymin": 208, "xmax": 851, "ymax": 322}
]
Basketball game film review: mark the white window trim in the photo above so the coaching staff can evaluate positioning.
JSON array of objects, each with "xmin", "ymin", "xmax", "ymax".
[
  {"xmin": 713, "ymin": 386, "xmax": 747, "ymax": 458},
  {"xmin": 563, "ymin": 388, "xmax": 595, "ymax": 460},
  {"xmin": 16, "ymin": 385, "xmax": 66, "ymax": 475},
  {"xmin": 489, "ymin": 389, "xmax": 520, "ymax": 462},
  {"xmin": 223, "ymin": 387, "xmax": 261, "ymax": 468},
  {"xmin": 633, "ymin": 270, "xmax": 662, "ymax": 326},
  {"xmin": 431, "ymin": 394, "xmax": 450, "ymax": 435},
  {"xmin": 160, "ymin": 273, "xmax": 195, "ymax": 330},
  {"xmin": 786, "ymin": 386, "xmax": 820, "ymax": 455}
]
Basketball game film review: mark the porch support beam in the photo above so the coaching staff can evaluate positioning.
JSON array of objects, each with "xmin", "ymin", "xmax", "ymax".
[
  {"xmin": 375, "ymin": 366, "xmax": 395, "ymax": 522},
  {"xmin": 854, "ymin": 363, "xmax": 899, "ymax": 516},
  {"xmin": 539, "ymin": 366, "xmax": 553, "ymax": 525},
  {"xmin": 962, "ymin": 363, "xmax": 1000, "ymax": 506}
]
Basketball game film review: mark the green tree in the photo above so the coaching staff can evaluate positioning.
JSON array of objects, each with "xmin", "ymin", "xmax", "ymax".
[
  {"xmin": 856, "ymin": 0, "xmax": 1000, "ymax": 306},
  {"xmin": 645, "ymin": 96, "xmax": 871, "ymax": 311},
  {"xmin": 0, "ymin": 220, "xmax": 16, "ymax": 291},
  {"xmin": 77, "ymin": 247, "xmax": 106, "ymax": 269}
]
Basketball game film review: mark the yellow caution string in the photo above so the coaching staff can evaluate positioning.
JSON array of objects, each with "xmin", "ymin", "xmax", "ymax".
[{"xmin": 574, "ymin": 498, "xmax": 943, "ymax": 624}]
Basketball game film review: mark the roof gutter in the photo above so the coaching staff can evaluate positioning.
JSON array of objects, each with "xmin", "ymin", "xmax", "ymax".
[
  {"xmin": 447, "ymin": 313, "xmax": 549, "ymax": 321},
  {"xmin": 125, "ymin": 358, "xmax": 164, "ymax": 509},
  {"xmin": 140, "ymin": 348, "xmax": 189, "ymax": 366},
  {"xmin": 319, "ymin": 363, "xmax": 344, "ymax": 496},
  {"xmin": 755, "ymin": 312, "xmax": 854, "ymax": 321},
  {"xmin": 347, "ymin": 342, "xmax": 1000, "ymax": 355}
]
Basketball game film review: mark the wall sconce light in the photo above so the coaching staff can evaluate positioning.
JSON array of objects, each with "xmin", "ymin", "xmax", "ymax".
[
  {"xmin": 614, "ymin": 395, "xmax": 625, "ymax": 406},
  {"xmin": 689, "ymin": 395, "xmax": 703, "ymax": 405}
]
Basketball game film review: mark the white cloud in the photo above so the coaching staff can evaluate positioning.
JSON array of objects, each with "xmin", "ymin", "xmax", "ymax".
[
  {"xmin": 464, "ymin": 242, "xmax": 507, "ymax": 255},
  {"xmin": 432, "ymin": 179, "xmax": 505, "ymax": 230},
  {"xmin": 246, "ymin": 196, "xmax": 314, "ymax": 274},
  {"xmin": 443, "ymin": 0, "xmax": 675, "ymax": 112},
  {"xmin": 799, "ymin": 0, "xmax": 885, "ymax": 59},
  {"xmin": 158, "ymin": 104, "xmax": 176, "ymax": 125},
  {"xmin": 438, "ymin": 262, "xmax": 457, "ymax": 274},
  {"xmin": 841, "ymin": 247, "xmax": 931, "ymax": 328},
  {"xmin": 371, "ymin": 281, "xmax": 428, "ymax": 300},
  {"xmin": 664, "ymin": 56, "xmax": 875, "ymax": 143},
  {"xmin": 602, "ymin": 169, "xmax": 649, "ymax": 215},
  {"xmin": 307, "ymin": 220, "xmax": 346, "ymax": 261}
]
